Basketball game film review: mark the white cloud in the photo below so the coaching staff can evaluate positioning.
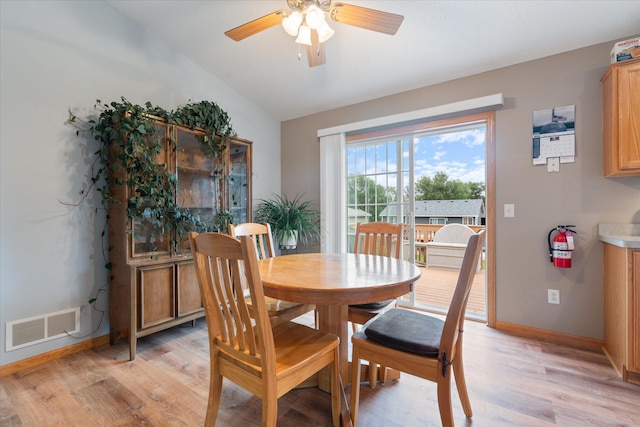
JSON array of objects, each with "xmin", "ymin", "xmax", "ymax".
[
  {"xmin": 458, "ymin": 166, "xmax": 485, "ymax": 182},
  {"xmin": 433, "ymin": 129, "xmax": 485, "ymax": 148},
  {"xmin": 348, "ymin": 125, "xmax": 487, "ymax": 193}
]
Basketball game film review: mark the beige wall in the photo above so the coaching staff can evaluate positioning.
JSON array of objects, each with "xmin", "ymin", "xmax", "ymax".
[{"xmin": 281, "ymin": 37, "xmax": 640, "ymax": 339}]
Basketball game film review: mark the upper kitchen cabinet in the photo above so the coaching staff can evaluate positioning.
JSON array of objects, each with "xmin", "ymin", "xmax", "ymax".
[{"xmin": 601, "ymin": 58, "xmax": 640, "ymax": 176}]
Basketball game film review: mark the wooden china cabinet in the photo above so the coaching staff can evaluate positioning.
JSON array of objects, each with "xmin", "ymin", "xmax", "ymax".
[{"xmin": 108, "ymin": 118, "xmax": 252, "ymax": 360}]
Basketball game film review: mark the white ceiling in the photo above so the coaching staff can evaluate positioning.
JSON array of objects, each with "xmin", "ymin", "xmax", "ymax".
[{"xmin": 107, "ymin": 1, "xmax": 640, "ymax": 122}]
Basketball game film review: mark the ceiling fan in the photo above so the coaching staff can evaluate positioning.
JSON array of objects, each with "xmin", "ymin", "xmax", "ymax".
[{"xmin": 224, "ymin": 0, "xmax": 404, "ymax": 67}]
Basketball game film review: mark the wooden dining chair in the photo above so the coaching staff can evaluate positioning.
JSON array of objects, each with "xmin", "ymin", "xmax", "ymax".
[
  {"xmin": 349, "ymin": 222, "xmax": 405, "ymax": 385},
  {"xmin": 189, "ymin": 232, "xmax": 340, "ymax": 427},
  {"xmin": 229, "ymin": 222, "xmax": 315, "ymax": 325},
  {"xmin": 349, "ymin": 230, "xmax": 485, "ymax": 427},
  {"xmin": 348, "ymin": 222, "xmax": 404, "ymax": 328}
]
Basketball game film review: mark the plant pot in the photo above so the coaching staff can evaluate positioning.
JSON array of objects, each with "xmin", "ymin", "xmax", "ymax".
[{"xmin": 279, "ymin": 230, "xmax": 298, "ymax": 249}]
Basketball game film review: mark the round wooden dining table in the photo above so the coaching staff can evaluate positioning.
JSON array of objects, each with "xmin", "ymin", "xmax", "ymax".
[{"xmin": 258, "ymin": 252, "xmax": 422, "ymax": 385}]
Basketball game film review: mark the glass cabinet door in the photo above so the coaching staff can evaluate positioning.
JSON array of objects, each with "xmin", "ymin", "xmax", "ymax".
[
  {"xmin": 228, "ymin": 139, "xmax": 252, "ymax": 225},
  {"xmin": 128, "ymin": 125, "xmax": 252, "ymax": 257},
  {"xmin": 175, "ymin": 128, "xmax": 220, "ymax": 252},
  {"xmin": 131, "ymin": 122, "xmax": 171, "ymax": 258}
]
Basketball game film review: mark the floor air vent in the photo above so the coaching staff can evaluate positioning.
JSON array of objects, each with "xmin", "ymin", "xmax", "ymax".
[{"xmin": 5, "ymin": 308, "xmax": 80, "ymax": 351}]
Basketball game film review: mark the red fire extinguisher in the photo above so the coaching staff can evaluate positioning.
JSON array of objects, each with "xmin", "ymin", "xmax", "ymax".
[{"xmin": 548, "ymin": 225, "xmax": 577, "ymax": 268}]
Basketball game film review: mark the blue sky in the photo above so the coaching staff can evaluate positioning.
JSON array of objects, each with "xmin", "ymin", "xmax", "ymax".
[
  {"xmin": 414, "ymin": 126, "xmax": 486, "ymax": 183},
  {"xmin": 346, "ymin": 124, "xmax": 487, "ymax": 194}
]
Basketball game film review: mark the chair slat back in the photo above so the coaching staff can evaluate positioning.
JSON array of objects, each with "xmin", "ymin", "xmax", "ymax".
[
  {"xmin": 354, "ymin": 222, "xmax": 403, "ymax": 259},
  {"xmin": 440, "ymin": 230, "xmax": 485, "ymax": 358},
  {"xmin": 229, "ymin": 222, "xmax": 275, "ymax": 260},
  {"xmin": 189, "ymin": 232, "xmax": 274, "ymax": 369}
]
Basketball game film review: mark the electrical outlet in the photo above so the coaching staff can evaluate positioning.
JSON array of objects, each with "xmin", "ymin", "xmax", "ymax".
[{"xmin": 548, "ymin": 289, "xmax": 560, "ymax": 304}]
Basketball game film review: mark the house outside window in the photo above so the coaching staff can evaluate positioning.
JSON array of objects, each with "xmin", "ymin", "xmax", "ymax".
[{"xmin": 429, "ymin": 217, "xmax": 447, "ymax": 225}]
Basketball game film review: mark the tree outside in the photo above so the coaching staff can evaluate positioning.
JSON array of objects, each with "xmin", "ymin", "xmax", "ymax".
[
  {"xmin": 347, "ymin": 174, "xmax": 396, "ymax": 222},
  {"xmin": 348, "ymin": 171, "xmax": 483, "ymax": 222},
  {"xmin": 415, "ymin": 171, "xmax": 484, "ymax": 202}
]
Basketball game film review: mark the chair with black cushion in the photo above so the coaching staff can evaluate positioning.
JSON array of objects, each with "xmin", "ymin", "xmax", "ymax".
[
  {"xmin": 349, "ymin": 230, "xmax": 485, "ymax": 427},
  {"xmin": 189, "ymin": 232, "xmax": 340, "ymax": 427},
  {"xmin": 229, "ymin": 222, "xmax": 315, "ymax": 325}
]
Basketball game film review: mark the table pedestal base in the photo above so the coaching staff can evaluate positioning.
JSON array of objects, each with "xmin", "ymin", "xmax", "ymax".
[
  {"xmin": 360, "ymin": 364, "xmax": 401, "ymax": 386},
  {"xmin": 301, "ymin": 364, "xmax": 401, "ymax": 391}
]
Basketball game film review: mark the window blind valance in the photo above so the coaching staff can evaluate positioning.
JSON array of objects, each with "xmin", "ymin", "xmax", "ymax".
[{"xmin": 317, "ymin": 93, "xmax": 503, "ymax": 139}]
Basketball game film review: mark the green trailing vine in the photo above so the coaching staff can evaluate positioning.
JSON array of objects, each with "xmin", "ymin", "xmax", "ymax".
[
  {"xmin": 63, "ymin": 98, "xmax": 235, "ymax": 338},
  {"xmin": 67, "ymin": 97, "xmax": 236, "ymax": 251}
]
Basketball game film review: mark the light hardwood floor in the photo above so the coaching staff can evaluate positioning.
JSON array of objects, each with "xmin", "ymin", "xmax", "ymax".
[
  {"xmin": 412, "ymin": 266, "xmax": 486, "ymax": 316},
  {"xmin": 2, "ymin": 315, "xmax": 639, "ymax": 426}
]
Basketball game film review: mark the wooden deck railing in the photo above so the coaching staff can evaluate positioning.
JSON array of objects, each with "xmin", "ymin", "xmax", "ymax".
[{"xmin": 404, "ymin": 224, "xmax": 485, "ymax": 266}]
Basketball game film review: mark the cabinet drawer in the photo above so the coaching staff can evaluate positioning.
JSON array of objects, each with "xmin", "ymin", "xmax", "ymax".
[{"xmin": 138, "ymin": 264, "xmax": 176, "ymax": 329}]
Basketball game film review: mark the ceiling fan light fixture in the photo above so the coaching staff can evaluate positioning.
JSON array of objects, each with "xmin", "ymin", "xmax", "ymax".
[
  {"xmin": 295, "ymin": 24, "xmax": 312, "ymax": 45},
  {"xmin": 316, "ymin": 20, "xmax": 335, "ymax": 43},
  {"xmin": 305, "ymin": 4, "xmax": 325, "ymax": 29},
  {"xmin": 225, "ymin": 1, "xmax": 404, "ymax": 67},
  {"xmin": 282, "ymin": 10, "xmax": 303, "ymax": 36}
]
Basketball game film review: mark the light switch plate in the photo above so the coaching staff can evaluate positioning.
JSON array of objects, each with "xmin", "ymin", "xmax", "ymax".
[
  {"xmin": 547, "ymin": 157, "xmax": 560, "ymax": 172},
  {"xmin": 504, "ymin": 204, "xmax": 515, "ymax": 218}
]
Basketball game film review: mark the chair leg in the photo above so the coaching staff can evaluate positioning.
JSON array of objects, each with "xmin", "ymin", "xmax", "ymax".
[
  {"xmin": 349, "ymin": 344, "xmax": 362, "ymax": 426},
  {"xmin": 453, "ymin": 348, "xmax": 473, "ymax": 417},
  {"xmin": 205, "ymin": 359, "xmax": 223, "ymax": 427},
  {"xmin": 331, "ymin": 348, "xmax": 341, "ymax": 427},
  {"xmin": 368, "ymin": 361, "xmax": 378, "ymax": 388},
  {"xmin": 262, "ymin": 392, "xmax": 278, "ymax": 427},
  {"xmin": 436, "ymin": 372, "xmax": 454, "ymax": 427}
]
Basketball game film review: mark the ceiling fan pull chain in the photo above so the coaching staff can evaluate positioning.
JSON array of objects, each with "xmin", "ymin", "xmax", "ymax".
[{"xmin": 298, "ymin": 43, "xmax": 302, "ymax": 61}]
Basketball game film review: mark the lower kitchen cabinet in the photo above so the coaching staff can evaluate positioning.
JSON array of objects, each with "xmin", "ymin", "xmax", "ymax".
[{"xmin": 603, "ymin": 243, "xmax": 640, "ymax": 385}]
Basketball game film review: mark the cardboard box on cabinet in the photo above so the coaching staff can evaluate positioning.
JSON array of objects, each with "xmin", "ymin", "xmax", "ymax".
[{"xmin": 610, "ymin": 37, "xmax": 640, "ymax": 63}]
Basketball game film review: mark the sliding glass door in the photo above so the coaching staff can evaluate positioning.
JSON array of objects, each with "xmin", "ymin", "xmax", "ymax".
[
  {"xmin": 345, "ymin": 118, "xmax": 488, "ymax": 318},
  {"xmin": 345, "ymin": 137, "xmax": 411, "ymax": 250}
]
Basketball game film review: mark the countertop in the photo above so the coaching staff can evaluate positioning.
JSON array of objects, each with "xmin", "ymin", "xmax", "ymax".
[{"xmin": 598, "ymin": 224, "xmax": 640, "ymax": 248}]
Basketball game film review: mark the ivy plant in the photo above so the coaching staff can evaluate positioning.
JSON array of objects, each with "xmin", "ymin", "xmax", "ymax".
[{"xmin": 68, "ymin": 97, "xmax": 236, "ymax": 253}]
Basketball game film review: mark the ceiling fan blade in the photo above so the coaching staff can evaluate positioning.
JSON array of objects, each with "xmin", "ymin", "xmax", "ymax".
[
  {"xmin": 329, "ymin": 2, "xmax": 404, "ymax": 35},
  {"xmin": 306, "ymin": 29, "xmax": 326, "ymax": 67},
  {"xmin": 225, "ymin": 11, "xmax": 286, "ymax": 41}
]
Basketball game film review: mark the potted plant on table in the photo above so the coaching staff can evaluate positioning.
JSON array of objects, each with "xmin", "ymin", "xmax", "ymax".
[{"xmin": 254, "ymin": 194, "xmax": 320, "ymax": 250}]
